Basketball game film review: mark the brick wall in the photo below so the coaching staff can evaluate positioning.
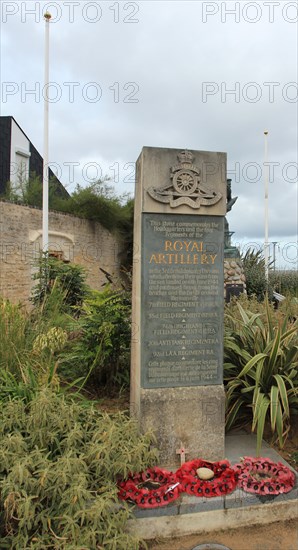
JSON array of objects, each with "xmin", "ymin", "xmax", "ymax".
[{"xmin": 0, "ymin": 201, "xmax": 123, "ymax": 305}]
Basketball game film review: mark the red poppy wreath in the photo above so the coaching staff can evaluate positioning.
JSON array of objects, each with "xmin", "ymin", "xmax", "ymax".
[
  {"xmin": 117, "ymin": 467, "xmax": 180, "ymax": 508},
  {"xmin": 233, "ymin": 456, "xmax": 296, "ymax": 495},
  {"xmin": 176, "ymin": 459, "xmax": 237, "ymax": 497}
]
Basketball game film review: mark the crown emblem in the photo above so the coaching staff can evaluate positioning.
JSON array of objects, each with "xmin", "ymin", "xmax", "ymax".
[{"xmin": 177, "ymin": 150, "xmax": 194, "ymax": 164}]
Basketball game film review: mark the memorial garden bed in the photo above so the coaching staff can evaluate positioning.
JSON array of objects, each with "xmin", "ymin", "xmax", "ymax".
[{"xmin": 0, "ymin": 250, "xmax": 297, "ymax": 547}]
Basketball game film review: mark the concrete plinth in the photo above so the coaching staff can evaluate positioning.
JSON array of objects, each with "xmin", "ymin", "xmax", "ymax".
[{"xmin": 127, "ymin": 500, "xmax": 297, "ymax": 541}]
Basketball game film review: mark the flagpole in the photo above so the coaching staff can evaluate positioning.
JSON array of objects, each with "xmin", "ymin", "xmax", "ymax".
[
  {"xmin": 42, "ymin": 11, "xmax": 51, "ymax": 252},
  {"xmin": 264, "ymin": 130, "xmax": 269, "ymax": 281}
]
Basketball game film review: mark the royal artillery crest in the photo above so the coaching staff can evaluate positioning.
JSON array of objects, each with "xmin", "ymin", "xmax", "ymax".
[{"xmin": 147, "ymin": 150, "xmax": 222, "ymax": 209}]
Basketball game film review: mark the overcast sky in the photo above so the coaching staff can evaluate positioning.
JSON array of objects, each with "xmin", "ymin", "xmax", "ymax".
[{"xmin": 1, "ymin": 1, "xmax": 297, "ymax": 268}]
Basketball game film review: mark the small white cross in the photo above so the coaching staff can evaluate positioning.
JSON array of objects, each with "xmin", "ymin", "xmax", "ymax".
[{"xmin": 176, "ymin": 443, "xmax": 189, "ymax": 465}]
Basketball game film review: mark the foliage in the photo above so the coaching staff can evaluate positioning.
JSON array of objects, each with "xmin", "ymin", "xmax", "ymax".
[
  {"xmin": 54, "ymin": 181, "xmax": 134, "ymax": 265},
  {"xmin": 224, "ymin": 299, "xmax": 298, "ymax": 455},
  {"xmin": 291, "ymin": 451, "xmax": 298, "ymax": 466},
  {"xmin": 116, "ymin": 197, "xmax": 134, "ymax": 269},
  {"xmin": 55, "ymin": 180, "xmax": 127, "ymax": 228},
  {"xmin": 31, "ymin": 255, "xmax": 88, "ymax": 314},
  {"xmin": 226, "ymin": 293, "xmax": 298, "ymax": 330},
  {"xmin": 0, "ymin": 361, "xmax": 60, "ymax": 405},
  {"xmin": 1, "ymin": 276, "xmax": 131, "ymax": 398},
  {"xmin": 0, "ymin": 298, "xmax": 67, "ymax": 403},
  {"xmin": 269, "ymin": 270, "xmax": 298, "ymax": 297},
  {"xmin": 1, "ymin": 172, "xmax": 66, "ymax": 209},
  {"xmin": 241, "ymin": 248, "xmax": 273, "ymax": 300},
  {"xmin": 60, "ymin": 285, "xmax": 132, "ymax": 390},
  {"xmin": 225, "ymin": 294, "xmax": 274, "ymax": 324},
  {"xmin": 0, "ymin": 300, "xmax": 32, "ymax": 376},
  {"xmin": 0, "ymin": 389, "xmax": 157, "ymax": 549}
]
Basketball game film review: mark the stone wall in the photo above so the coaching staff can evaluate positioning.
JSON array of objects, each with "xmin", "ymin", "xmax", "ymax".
[
  {"xmin": 0, "ymin": 200, "xmax": 123, "ymax": 305},
  {"xmin": 224, "ymin": 257, "xmax": 247, "ymax": 300}
]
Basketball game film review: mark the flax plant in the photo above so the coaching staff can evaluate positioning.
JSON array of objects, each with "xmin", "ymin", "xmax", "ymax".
[{"xmin": 224, "ymin": 299, "xmax": 298, "ymax": 455}]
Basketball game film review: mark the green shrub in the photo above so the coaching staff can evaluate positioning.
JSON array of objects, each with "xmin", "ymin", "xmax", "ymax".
[
  {"xmin": 31, "ymin": 255, "xmax": 88, "ymax": 314},
  {"xmin": 224, "ymin": 300, "xmax": 298, "ymax": 454},
  {"xmin": 241, "ymin": 249, "xmax": 273, "ymax": 300},
  {"xmin": 60, "ymin": 286, "xmax": 132, "ymax": 390},
  {"xmin": 0, "ymin": 278, "xmax": 131, "ymax": 400},
  {"xmin": 59, "ymin": 181, "xmax": 125, "ymax": 230},
  {"xmin": 0, "ymin": 389, "xmax": 157, "ymax": 549}
]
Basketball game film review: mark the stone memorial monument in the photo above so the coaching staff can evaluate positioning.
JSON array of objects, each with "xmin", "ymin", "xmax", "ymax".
[
  {"xmin": 131, "ymin": 147, "xmax": 227, "ymax": 467},
  {"xmin": 224, "ymin": 179, "xmax": 246, "ymax": 301}
]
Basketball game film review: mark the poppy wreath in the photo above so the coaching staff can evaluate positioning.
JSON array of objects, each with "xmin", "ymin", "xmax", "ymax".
[
  {"xmin": 117, "ymin": 466, "xmax": 180, "ymax": 508},
  {"xmin": 176, "ymin": 459, "xmax": 237, "ymax": 498},
  {"xmin": 233, "ymin": 456, "xmax": 296, "ymax": 495}
]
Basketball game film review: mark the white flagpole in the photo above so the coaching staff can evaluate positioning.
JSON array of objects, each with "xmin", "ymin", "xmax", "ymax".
[
  {"xmin": 42, "ymin": 11, "xmax": 51, "ymax": 252},
  {"xmin": 264, "ymin": 130, "xmax": 269, "ymax": 281}
]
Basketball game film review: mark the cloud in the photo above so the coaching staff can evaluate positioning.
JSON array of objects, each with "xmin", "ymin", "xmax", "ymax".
[{"xmin": 1, "ymin": 0, "xmax": 297, "ymax": 249}]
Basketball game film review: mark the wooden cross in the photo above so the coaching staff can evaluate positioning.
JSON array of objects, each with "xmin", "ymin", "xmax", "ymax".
[{"xmin": 176, "ymin": 443, "xmax": 189, "ymax": 465}]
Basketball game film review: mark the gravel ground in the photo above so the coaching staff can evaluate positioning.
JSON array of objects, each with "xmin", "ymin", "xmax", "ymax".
[{"xmin": 147, "ymin": 519, "xmax": 298, "ymax": 550}]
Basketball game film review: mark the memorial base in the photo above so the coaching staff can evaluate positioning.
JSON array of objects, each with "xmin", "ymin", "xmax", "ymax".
[{"xmin": 136, "ymin": 385, "xmax": 225, "ymax": 468}]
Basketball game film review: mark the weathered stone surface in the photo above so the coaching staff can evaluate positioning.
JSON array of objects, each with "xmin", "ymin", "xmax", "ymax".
[
  {"xmin": 139, "ymin": 146, "xmax": 227, "ymax": 216},
  {"xmin": 224, "ymin": 256, "xmax": 247, "ymax": 301},
  {"xmin": 132, "ymin": 385, "xmax": 225, "ymax": 468}
]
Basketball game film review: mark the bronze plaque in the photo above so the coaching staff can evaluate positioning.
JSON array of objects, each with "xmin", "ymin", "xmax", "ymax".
[{"xmin": 141, "ymin": 213, "xmax": 224, "ymax": 388}]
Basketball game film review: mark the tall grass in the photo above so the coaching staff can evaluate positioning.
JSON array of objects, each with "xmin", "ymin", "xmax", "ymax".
[
  {"xmin": 0, "ymin": 300, "xmax": 33, "ymax": 375},
  {"xmin": 269, "ymin": 270, "xmax": 298, "ymax": 297},
  {"xmin": 0, "ymin": 298, "xmax": 70, "ymax": 402}
]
